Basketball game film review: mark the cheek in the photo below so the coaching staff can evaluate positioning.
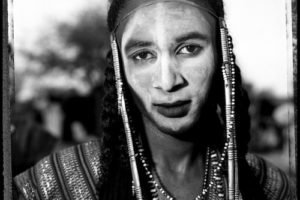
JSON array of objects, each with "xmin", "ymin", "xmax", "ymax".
[
  {"xmin": 124, "ymin": 65, "xmax": 154, "ymax": 108},
  {"xmin": 183, "ymin": 55, "xmax": 216, "ymax": 95},
  {"xmin": 129, "ymin": 71, "xmax": 152, "ymax": 91},
  {"xmin": 124, "ymin": 61, "xmax": 152, "ymax": 90}
]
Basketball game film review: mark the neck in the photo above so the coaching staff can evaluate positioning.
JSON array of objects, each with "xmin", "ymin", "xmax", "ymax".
[{"xmin": 143, "ymin": 117, "xmax": 206, "ymax": 174}]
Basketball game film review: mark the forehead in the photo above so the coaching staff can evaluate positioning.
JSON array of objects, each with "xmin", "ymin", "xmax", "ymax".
[{"xmin": 119, "ymin": 2, "xmax": 216, "ymax": 44}]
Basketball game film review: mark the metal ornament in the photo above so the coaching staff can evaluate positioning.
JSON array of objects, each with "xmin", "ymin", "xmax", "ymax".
[
  {"xmin": 110, "ymin": 35, "xmax": 123, "ymax": 114},
  {"xmin": 219, "ymin": 18, "xmax": 240, "ymax": 200},
  {"xmin": 110, "ymin": 35, "xmax": 143, "ymax": 200}
]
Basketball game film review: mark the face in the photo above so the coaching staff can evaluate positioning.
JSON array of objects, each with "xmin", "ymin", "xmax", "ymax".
[{"xmin": 120, "ymin": 2, "xmax": 217, "ymax": 135}]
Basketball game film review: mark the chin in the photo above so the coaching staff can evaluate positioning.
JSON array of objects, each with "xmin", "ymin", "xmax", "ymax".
[{"xmin": 154, "ymin": 116, "xmax": 197, "ymax": 135}]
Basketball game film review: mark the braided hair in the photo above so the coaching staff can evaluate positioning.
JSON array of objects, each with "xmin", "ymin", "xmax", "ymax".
[{"xmin": 98, "ymin": 0, "xmax": 263, "ymax": 199}]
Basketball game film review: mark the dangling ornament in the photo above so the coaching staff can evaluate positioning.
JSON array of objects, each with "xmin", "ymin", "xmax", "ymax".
[
  {"xmin": 110, "ymin": 35, "xmax": 143, "ymax": 200},
  {"xmin": 219, "ymin": 18, "xmax": 240, "ymax": 200}
]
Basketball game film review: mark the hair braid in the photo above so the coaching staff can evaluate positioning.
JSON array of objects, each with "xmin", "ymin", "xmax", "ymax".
[{"xmin": 97, "ymin": 51, "xmax": 132, "ymax": 199}]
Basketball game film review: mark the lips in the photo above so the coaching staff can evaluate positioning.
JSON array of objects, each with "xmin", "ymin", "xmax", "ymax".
[{"xmin": 153, "ymin": 100, "xmax": 191, "ymax": 118}]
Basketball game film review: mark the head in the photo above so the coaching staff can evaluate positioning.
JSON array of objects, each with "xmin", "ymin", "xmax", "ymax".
[
  {"xmin": 102, "ymin": 0, "xmax": 251, "ymax": 161},
  {"xmin": 109, "ymin": 0, "xmax": 225, "ymax": 137}
]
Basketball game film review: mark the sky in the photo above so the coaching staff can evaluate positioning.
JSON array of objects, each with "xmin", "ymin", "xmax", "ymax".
[
  {"xmin": 224, "ymin": 0, "xmax": 293, "ymax": 98},
  {"xmin": 13, "ymin": 0, "xmax": 293, "ymax": 98}
]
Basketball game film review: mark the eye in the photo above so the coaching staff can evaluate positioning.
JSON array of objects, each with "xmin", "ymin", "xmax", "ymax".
[
  {"xmin": 132, "ymin": 51, "xmax": 155, "ymax": 61},
  {"xmin": 177, "ymin": 45, "xmax": 202, "ymax": 55}
]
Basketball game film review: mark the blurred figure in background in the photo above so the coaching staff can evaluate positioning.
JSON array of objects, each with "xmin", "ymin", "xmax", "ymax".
[
  {"xmin": 60, "ymin": 83, "xmax": 104, "ymax": 143},
  {"xmin": 11, "ymin": 101, "xmax": 58, "ymax": 176},
  {"xmin": 249, "ymin": 91, "xmax": 285, "ymax": 152}
]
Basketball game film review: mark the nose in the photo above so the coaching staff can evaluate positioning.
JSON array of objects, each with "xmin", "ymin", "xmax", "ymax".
[{"xmin": 152, "ymin": 56, "xmax": 186, "ymax": 92}]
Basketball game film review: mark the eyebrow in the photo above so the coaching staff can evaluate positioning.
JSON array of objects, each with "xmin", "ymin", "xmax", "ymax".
[
  {"xmin": 124, "ymin": 40, "xmax": 153, "ymax": 54},
  {"xmin": 175, "ymin": 32, "xmax": 208, "ymax": 43},
  {"xmin": 124, "ymin": 32, "xmax": 208, "ymax": 53}
]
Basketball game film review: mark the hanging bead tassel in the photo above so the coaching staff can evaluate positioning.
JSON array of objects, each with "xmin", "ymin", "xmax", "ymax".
[
  {"xmin": 110, "ymin": 35, "xmax": 143, "ymax": 200},
  {"xmin": 227, "ymin": 37, "xmax": 240, "ymax": 200},
  {"xmin": 219, "ymin": 18, "xmax": 239, "ymax": 200},
  {"xmin": 110, "ymin": 35, "xmax": 123, "ymax": 114}
]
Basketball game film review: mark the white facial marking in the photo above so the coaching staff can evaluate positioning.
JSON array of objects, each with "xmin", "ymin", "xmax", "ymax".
[{"xmin": 119, "ymin": 2, "xmax": 217, "ymax": 134}]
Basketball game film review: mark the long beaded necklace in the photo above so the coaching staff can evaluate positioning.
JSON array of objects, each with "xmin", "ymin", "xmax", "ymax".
[
  {"xmin": 134, "ymin": 138, "xmax": 227, "ymax": 200},
  {"xmin": 151, "ymin": 148, "xmax": 211, "ymax": 200}
]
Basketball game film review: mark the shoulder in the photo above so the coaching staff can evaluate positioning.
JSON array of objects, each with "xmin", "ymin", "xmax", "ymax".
[
  {"xmin": 245, "ymin": 153, "xmax": 296, "ymax": 200},
  {"xmin": 14, "ymin": 140, "xmax": 102, "ymax": 200}
]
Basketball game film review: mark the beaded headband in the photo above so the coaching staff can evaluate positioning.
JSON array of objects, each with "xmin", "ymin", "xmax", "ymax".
[{"xmin": 112, "ymin": 0, "xmax": 219, "ymax": 34}]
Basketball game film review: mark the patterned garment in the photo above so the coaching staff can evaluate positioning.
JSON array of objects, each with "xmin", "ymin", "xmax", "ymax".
[
  {"xmin": 14, "ymin": 140, "xmax": 294, "ymax": 200},
  {"xmin": 14, "ymin": 140, "xmax": 101, "ymax": 200},
  {"xmin": 245, "ymin": 154, "xmax": 295, "ymax": 200}
]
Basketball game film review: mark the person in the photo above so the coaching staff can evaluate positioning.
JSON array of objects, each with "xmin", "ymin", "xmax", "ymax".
[{"xmin": 13, "ymin": 0, "xmax": 295, "ymax": 199}]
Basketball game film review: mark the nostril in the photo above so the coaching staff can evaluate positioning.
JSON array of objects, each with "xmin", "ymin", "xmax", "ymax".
[
  {"xmin": 167, "ymin": 78, "xmax": 188, "ymax": 92},
  {"xmin": 152, "ymin": 72, "xmax": 187, "ymax": 92}
]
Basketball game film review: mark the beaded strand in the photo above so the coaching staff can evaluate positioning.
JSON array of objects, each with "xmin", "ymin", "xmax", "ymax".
[
  {"xmin": 151, "ymin": 148, "xmax": 211, "ymax": 200},
  {"xmin": 134, "ymin": 137, "xmax": 228, "ymax": 200}
]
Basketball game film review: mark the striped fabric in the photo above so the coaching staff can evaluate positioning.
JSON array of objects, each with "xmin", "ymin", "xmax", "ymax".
[
  {"xmin": 14, "ymin": 140, "xmax": 294, "ymax": 200},
  {"xmin": 246, "ymin": 154, "xmax": 295, "ymax": 200},
  {"xmin": 14, "ymin": 140, "xmax": 101, "ymax": 200}
]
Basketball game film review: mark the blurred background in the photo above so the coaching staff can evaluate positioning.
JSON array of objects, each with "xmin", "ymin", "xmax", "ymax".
[{"xmin": 10, "ymin": 0, "xmax": 296, "ymax": 187}]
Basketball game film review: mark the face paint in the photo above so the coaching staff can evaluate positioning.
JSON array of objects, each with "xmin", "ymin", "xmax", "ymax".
[{"xmin": 120, "ymin": 2, "xmax": 217, "ymax": 134}]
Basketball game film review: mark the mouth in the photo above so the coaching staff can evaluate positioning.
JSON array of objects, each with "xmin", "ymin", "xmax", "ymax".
[{"xmin": 153, "ymin": 100, "xmax": 191, "ymax": 118}]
